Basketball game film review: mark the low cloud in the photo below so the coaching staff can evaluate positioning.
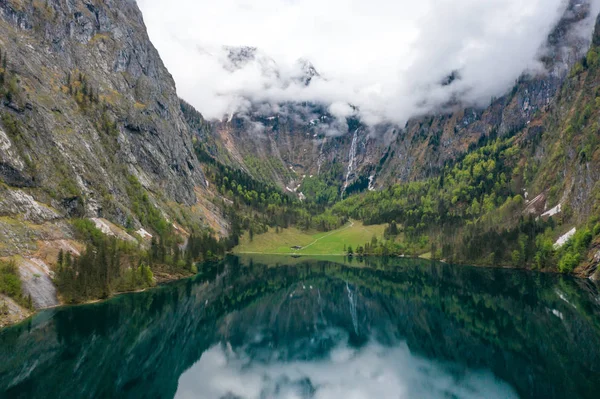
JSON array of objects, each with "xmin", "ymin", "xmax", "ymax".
[{"xmin": 137, "ymin": 0, "xmax": 600, "ymax": 126}]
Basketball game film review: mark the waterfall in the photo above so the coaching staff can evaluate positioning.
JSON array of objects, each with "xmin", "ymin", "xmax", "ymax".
[
  {"xmin": 317, "ymin": 138, "xmax": 326, "ymax": 175},
  {"xmin": 346, "ymin": 281, "xmax": 359, "ymax": 335},
  {"xmin": 341, "ymin": 129, "xmax": 359, "ymax": 199}
]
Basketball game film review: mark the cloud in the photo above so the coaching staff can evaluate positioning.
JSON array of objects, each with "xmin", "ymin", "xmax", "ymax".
[
  {"xmin": 174, "ymin": 338, "xmax": 518, "ymax": 399},
  {"xmin": 137, "ymin": 0, "xmax": 600, "ymax": 126}
]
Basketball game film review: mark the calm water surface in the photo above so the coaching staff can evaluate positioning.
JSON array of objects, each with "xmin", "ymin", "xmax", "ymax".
[{"xmin": 1, "ymin": 255, "xmax": 600, "ymax": 399}]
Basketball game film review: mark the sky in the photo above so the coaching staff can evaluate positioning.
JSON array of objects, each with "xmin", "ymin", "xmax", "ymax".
[{"xmin": 137, "ymin": 0, "xmax": 600, "ymax": 126}]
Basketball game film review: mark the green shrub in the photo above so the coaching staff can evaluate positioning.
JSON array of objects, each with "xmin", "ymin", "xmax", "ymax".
[
  {"xmin": 0, "ymin": 261, "xmax": 22, "ymax": 299},
  {"xmin": 558, "ymin": 252, "xmax": 580, "ymax": 273},
  {"xmin": 587, "ymin": 48, "xmax": 599, "ymax": 68},
  {"xmin": 557, "ymin": 228, "xmax": 593, "ymax": 273},
  {"xmin": 575, "ymin": 228, "xmax": 593, "ymax": 251},
  {"xmin": 593, "ymin": 223, "xmax": 600, "ymax": 237},
  {"xmin": 72, "ymin": 219, "xmax": 105, "ymax": 245}
]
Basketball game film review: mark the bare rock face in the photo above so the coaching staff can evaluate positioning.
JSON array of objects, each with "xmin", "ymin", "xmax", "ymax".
[
  {"xmin": 0, "ymin": 187, "xmax": 60, "ymax": 223},
  {"xmin": 0, "ymin": 0, "xmax": 206, "ymax": 227},
  {"xmin": 18, "ymin": 258, "xmax": 59, "ymax": 309}
]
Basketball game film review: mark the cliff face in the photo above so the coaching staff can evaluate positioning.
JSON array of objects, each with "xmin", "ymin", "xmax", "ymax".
[{"xmin": 0, "ymin": 0, "xmax": 218, "ymax": 256}]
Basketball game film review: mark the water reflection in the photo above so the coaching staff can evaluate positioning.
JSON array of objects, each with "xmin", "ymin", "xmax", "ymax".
[
  {"xmin": 177, "ymin": 334, "xmax": 517, "ymax": 399},
  {"xmin": 0, "ymin": 255, "xmax": 599, "ymax": 399}
]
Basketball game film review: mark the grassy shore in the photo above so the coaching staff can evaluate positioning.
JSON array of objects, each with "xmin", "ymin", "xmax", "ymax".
[{"xmin": 234, "ymin": 221, "xmax": 387, "ymax": 255}]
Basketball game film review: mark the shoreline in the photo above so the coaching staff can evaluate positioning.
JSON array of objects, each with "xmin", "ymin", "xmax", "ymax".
[
  {"xmin": 0, "ymin": 269, "xmax": 194, "ymax": 331},
  {"xmin": 3, "ymin": 254, "xmax": 596, "ymax": 331},
  {"xmin": 235, "ymin": 251, "xmax": 597, "ymax": 278}
]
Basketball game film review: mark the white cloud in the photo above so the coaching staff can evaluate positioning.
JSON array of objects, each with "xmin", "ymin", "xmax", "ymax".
[
  {"xmin": 174, "ymin": 340, "xmax": 518, "ymax": 399},
  {"xmin": 137, "ymin": 0, "xmax": 600, "ymax": 126}
]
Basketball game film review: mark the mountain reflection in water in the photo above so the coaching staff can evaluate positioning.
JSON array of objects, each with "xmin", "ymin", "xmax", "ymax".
[{"xmin": 1, "ymin": 255, "xmax": 600, "ymax": 399}]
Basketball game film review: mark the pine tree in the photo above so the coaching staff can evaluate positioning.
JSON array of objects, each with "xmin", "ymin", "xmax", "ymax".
[
  {"xmin": 57, "ymin": 249, "xmax": 64, "ymax": 270},
  {"xmin": 150, "ymin": 236, "xmax": 158, "ymax": 264},
  {"xmin": 173, "ymin": 242, "xmax": 180, "ymax": 265}
]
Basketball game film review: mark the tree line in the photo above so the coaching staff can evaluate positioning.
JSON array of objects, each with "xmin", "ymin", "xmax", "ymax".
[
  {"xmin": 55, "ymin": 218, "xmax": 229, "ymax": 304},
  {"xmin": 331, "ymin": 136, "xmax": 599, "ymax": 270}
]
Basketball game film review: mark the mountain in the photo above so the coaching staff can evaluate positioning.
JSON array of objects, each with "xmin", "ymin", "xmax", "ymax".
[
  {"xmin": 197, "ymin": 0, "xmax": 597, "ymax": 202},
  {"xmin": 189, "ymin": 0, "xmax": 600, "ymax": 277},
  {"xmin": 0, "ymin": 0, "xmax": 227, "ymax": 246},
  {"xmin": 0, "ymin": 0, "xmax": 230, "ymax": 322}
]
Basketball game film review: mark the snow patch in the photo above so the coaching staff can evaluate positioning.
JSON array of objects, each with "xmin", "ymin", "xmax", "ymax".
[
  {"xmin": 554, "ymin": 228, "xmax": 576, "ymax": 249},
  {"xmin": 542, "ymin": 204, "xmax": 561, "ymax": 218}
]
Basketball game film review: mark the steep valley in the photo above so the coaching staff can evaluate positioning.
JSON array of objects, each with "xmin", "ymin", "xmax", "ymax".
[{"xmin": 193, "ymin": 0, "xmax": 594, "ymax": 203}]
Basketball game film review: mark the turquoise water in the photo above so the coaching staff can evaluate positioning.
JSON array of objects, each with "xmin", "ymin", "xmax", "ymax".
[{"xmin": 1, "ymin": 255, "xmax": 600, "ymax": 398}]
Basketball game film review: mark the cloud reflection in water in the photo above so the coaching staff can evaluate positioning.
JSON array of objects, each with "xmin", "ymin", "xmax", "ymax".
[{"xmin": 176, "ymin": 331, "xmax": 517, "ymax": 399}]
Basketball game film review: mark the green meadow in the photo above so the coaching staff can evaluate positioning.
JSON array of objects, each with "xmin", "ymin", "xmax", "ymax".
[{"xmin": 233, "ymin": 221, "xmax": 386, "ymax": 255}]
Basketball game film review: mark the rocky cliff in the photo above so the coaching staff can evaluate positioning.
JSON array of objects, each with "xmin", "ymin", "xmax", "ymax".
[
  {"xmin": 0, "ymin": 0, "xmax": 229, "ymax": 317},
  {"xmin": 0, "ymin": 0, "xmax": 224, "ymax": 253}
]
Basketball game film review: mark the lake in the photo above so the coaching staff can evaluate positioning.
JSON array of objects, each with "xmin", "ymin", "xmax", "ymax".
[{"xmin": 1, "ymin": 255, "xmax": 600, "ymax": 399}]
